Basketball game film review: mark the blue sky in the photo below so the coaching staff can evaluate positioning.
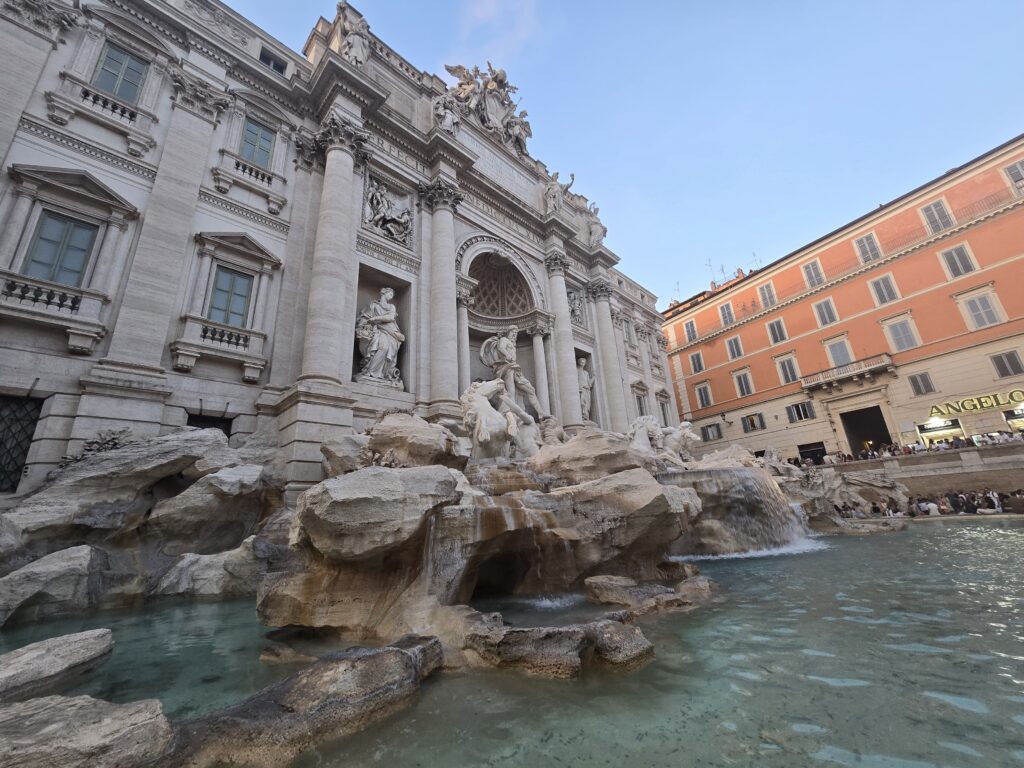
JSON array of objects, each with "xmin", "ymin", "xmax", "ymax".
[{"xmin": 226, "ymin": 0, "xmax": 1024, "ymax": 308}]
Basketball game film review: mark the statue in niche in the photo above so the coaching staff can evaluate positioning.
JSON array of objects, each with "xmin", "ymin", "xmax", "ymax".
[
  {"xmin": 340, "ymin": 8, "xmax": 371, "ymax": 67},
  {"xmin": 505, "ymin": 110, "xmax": 532, "ymax": 155},
  {"xmin": 568, "ymin": 290, "xmax": 586, "ymax": 327},
  {"xmin": 480, "ymin": 326, "xmax": 547, "ymax": 418},
  {"xmin": 365, "ymin": 180, "xmax": 412, "ymax": 244},
  {"xmin": 355, "ymin": 287, "xmax": 404, "ymax": 389},
  {"xmin": 577, "ymin": 357, "xmax": 595, "ymax": 422},
  {"xmin": 544, "ymin": 172, "xmax": 574, "ymax": 215},
  {"xmin": 432, "ymin": 93, "xmax": 461, "ymax": 136},
  {"xmin": 585, "ymin": 202, "xmax": 607, "ymax": 248}
]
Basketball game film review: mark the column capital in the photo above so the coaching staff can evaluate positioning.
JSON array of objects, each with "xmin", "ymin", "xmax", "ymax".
[
  {"xmin": 528, "ymin": 318, "xmax": 551, "ymax": 337},
  {"xmin": 544, "ymin": 252, "xmax": 569, "ymax": 276},
  {"xmin": 609, "ymin": 307, "xmax": 624, "ymax": 328},
  {"xmin": 456, "ymin": 286, "xmax": 476, "ymax": 308},
  {"xmin": 418, "ymin": 178, "xmax": 463, "ymax": 212},
  {"xmin": 316, "ymin": 112, "xmax": 371, "ymax": 164},
  {"xmin": 587, "ymin": 278, "xmax": 613, "ymax": 301},
  {"xmin": 656, "ymin": 331, "xmax": 670, "ymax": 351},
  {"xmin": 635, "ymin": 323, "xmax": 652, "ymax": 341}
]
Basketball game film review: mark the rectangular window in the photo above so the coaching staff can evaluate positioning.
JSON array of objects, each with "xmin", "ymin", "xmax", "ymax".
[
  {"xmin": 719, "ymin": 303, "xmax": 735, "ymax": 325},
  {"xmin": 741, "ymin": 413, "xmax": 766, "ymax": 433},
  {"xmin": 767, "ymin": 318, "xmax": 787, "ymax": 344},
  {"xmin": 659, "ymin": 399, "xmax": 671, "ymax": 427},
  {"xmin": 908, "ymin": 372, "xmax": 935, "ymax": 396},
  {"xmin": 759, "ymin": 283, "xmax": 777, "ymax": 308},
  {"xmin": 700, "ymin": 423, "xmax": 722, "ymax": 442},
  {"xmin": 778, "ymin": 356, "xmax": 799, "ymax": 384},
  {"xmin": 684, "ymin": 319, "xmax": 697, "ymax": 342},
  {"xmin": 695, "ymin": 383, "xmax": 712, "ymax": 409},
  {"xmin": 240, "ymin": 118, "xmax": 275, "ymax": 169},
  {"xmin": 689, "ymin": 351, "xmax": 704, "ymax": 374},
  {"xmin": 941, "ymin": 245, "xmax": 975, "ymax": 278},
  {"xmin": 23, "ymin": 211, "xmax": 98, "ymax": 287},
  {"xmin": 964, "ymin": 293, "xmax": 1000, "ymax": 329},
  {"xmin": 1005, "ymin": 161, "xmax": 1024, "ymax": 195},
  {"xmin": 885, "ymin": 318, "xmax": 919, "ymax": 352},
  {"xmin": 734, "ymin": 371, "xmax": 753, "ymax": 397},
  {"xmin": 207, "ymin": 266, "xmax": 254, "ymax": 327},
  {"xmin": 786, "ymin": 401, "xmax": 816, "ymax": 422},
  {"xmin": 635, "ymin": 393, "xmax": 648, "ymax": 416},
  {"xmin": 854, "ymin": 233, "xmax": 882, "ymax": 263},
  {"xmin": 826, "ymin": 339, "xmax": 853, "ymax": 367},
  {"xmin": 992, "ymin": 351, "xmax": 1024, "ymax": 378},
  {"xmin": 259, "ymin": 47, "xmax": 287, "ymax": 75},
  {"xmin": 922, "ymin": 200, "xmax": 953, "ymax": 234},
  {"xmin": 814, "ymin": 298, "xmax": 837, "ymax": 327},
  {"xmin": 803, "ymin": 261, "xmax": 825, "ymax": 288},
  {"xmin": 870, "ymin": 275, "xmax": 899, "ymax": 305},
  {"xmin": 93, "ymin": 44, "xmax": 148, "ymax": 104},
  {"xmin": 726, "ymin": 336, "xmax": 743, "ymax": 360}
]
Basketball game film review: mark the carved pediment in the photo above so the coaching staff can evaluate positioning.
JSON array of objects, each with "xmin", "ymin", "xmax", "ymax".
[
  {"xmin": 195, "ymin": 232, "xmax": 281, "ymax": 268},
  {"xmin": 84, "ymin": 5, "xmax": 178, "ymax": 59},
  {"xmin": 9, "ymin": 165, "xmax": 137, "ymax": 216}
]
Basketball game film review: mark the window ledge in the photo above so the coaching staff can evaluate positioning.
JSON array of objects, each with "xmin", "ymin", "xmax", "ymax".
[
  {"xmin": 45, "ymin": 72, "xmax": 157, "ymax": 157},
  {"xmin": 171, "ymin": 314, "xmax": 268, "ymax": 383},
  {"xmin": 211, "ymin": 150, "xmax": 287, "ymax": 215},
  {"xmin": 0, "ymin": 270, "xmax": 108, "ymax": 354}
]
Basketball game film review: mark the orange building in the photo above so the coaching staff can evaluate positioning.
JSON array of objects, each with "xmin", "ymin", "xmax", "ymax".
[{"xmin": 661, "ymin": 133, "xmax": 1024, "ymax": 462}]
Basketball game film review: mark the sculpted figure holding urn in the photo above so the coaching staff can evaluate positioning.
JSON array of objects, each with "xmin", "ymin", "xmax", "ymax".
[
  {"xmin": 355, "ymin": 287, "xmax": 404, "ymax": 389},
  {"xmin": 577, "ymin": 357, "xmax": 595, "ymax": 422}
]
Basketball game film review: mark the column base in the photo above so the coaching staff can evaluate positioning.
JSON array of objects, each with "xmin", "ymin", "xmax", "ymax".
[
  {"xmin": 271, "ymin": 379, "xmax": 356, "ymax": 491},
  {"xmin": 421, "ymin": 399, "xmax": 463, "ymax": 431}
]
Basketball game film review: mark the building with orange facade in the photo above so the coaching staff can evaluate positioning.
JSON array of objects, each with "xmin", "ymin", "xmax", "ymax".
[{"xmin": 661, "ymin": 133, "xmax": 1024, "ymax": 462}]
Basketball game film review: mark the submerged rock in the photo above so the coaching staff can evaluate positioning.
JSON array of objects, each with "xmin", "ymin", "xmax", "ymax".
[
  {"xmin": 584, "ymin": 575, "xmax": 675, "ymax": 606},
  {"xmin": 0, "ymin": 695, "xmax": 171, "ymax": 767},
  {"xmin": 160, "ymin": 637, "xmax": 442, "ymax": 768},
  {"xmin": 0, "ymin": 546, "xmax": 101, "ymax": 627},
  {"xmin": 0, "ymin": 629, "xmax": 113, "ymax": 703}
]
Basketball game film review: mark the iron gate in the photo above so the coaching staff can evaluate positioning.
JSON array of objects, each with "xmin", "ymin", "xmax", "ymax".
[{"xmin": 0, "ymin": 396, "xmax": 42, "ymax": 493}]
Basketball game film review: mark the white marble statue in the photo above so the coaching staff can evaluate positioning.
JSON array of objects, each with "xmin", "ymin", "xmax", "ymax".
[
  {"xmin": 505, "ymin": 110, "xmax": 532, "ymax": 155},
  {"xmin": 586, "ymin": 202, "xmax": 607, "ymax": 248},
  {"xmin": 577, "ymin": 357, "xmax": 595, "ymax": 422},
  {"xmin": 443, "ymin": 62, "xmax": 528, "ymax": 153},
  {"xmin": 340, "ymin": 11, "xmax": 371, "ymax": 67},
  {"xmin": 568, "ymin": 290, "xmax": 586, "ymax": 327},
  {"xmin": 539, "ymin": 414, "xmax": 567, "ymax": 446},
  {"xmin": 432, "ymin": 93, "xmax": 461, "ymax": 136},
  {"xmin": 460, "ymin": 379, "xmax": 535, "ymax": 459},
  {"xmin": 627, "ymin": 415, "xmax": 664, "ymax": 455},
  {"xmin": 355, "ymin": 287, "xmax": 404, "ymax": 389},
  {"xmin": 544, "ymin": 172, "xmax": 574, "ymax": 214},
  {"xmin": 660, "ymin": 421, "xmax": 702, "ymax": 462},
  {"xmin": 480, "ymin": 326, "xmax": 547, "ymax": 417}
]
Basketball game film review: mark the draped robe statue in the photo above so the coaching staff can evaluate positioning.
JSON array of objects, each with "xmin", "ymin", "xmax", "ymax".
[
  {"xmin": 480, "ymin": 326, "xmax": 547, "ymax": 418},
  {"xmin": 355, "ymin": 287, "xmax": 404, "ymax": 389}
]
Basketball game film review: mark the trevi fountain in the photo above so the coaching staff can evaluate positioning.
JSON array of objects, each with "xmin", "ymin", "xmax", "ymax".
[{"xmin": 1, "ymin": 284, "xmax": 1021, "ymax": 767}]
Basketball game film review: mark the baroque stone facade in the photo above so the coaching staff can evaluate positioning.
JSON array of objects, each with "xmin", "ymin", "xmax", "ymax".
[{"xmin": 0, "ymin": 0, "xmax": 676, "ymax": 496}]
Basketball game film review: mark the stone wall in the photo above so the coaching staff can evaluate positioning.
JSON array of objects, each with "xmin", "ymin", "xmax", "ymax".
[{"xmin": 831, "ymin": 444, "xmax": 1024, "ymax": 494}]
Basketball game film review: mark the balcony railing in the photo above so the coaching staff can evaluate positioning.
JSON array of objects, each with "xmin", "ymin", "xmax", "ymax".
[
  {"xmin": 0, "ymin": 270, "xmax": 107, "ymax": 354},
  {"xmin": 2, "ymin": 277, "xmax": 82, "ymax": 313},
  {"xmin": 800, "ymin": 353, "xmax": 893, "ymax": 389},
  {"xmin": 672, "ymin": 187, "xmax": 1021, "ymax": 348}
]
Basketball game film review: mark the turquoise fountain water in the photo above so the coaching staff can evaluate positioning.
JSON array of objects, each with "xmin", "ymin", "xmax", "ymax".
[
  {"xmin": 2, "ymin": 519, "xmax": 1022, "ymax": 766},
  {"xmin": 299, "ymin": 519, "xmax": 1024, "ymax": 767}
]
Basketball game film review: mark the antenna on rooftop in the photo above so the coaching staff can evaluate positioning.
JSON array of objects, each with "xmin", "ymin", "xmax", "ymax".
[{"xmin": 752, "ymin": 250, "xmax": 761, "ymax": 269}]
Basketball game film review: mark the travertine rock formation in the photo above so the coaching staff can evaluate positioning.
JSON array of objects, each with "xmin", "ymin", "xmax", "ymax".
[{"xmin": 0, "ymin": 629, "xmax": 112, "ymax": 703}]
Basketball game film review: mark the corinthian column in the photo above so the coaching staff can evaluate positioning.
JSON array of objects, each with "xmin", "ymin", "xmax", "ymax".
[
  {"xmin": 419, "ymin": 178, "xmax": 464, "ymax": 406},
  {"xmin": 589, "ymin": 279, "xmax": 629, "ymax": 432},
  {"xmin": 299, "ymin": 112, "xmax": 369, "ymax": 383},
  {"xmin": 529, "ymin": 320, "xmax": 551, "ymax": 415},
  {"xmin": 545, "ymin": 253, "xmax": 583, "ymax": 427},
  {"xmin": 456, "ymin": 287, "xmax": 474, "ymax": 396}
]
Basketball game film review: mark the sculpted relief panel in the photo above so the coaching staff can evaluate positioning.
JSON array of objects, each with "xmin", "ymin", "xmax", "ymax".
[{"xmin": 364, "ymin": 178, "xmax": 412, "ymax": 246}]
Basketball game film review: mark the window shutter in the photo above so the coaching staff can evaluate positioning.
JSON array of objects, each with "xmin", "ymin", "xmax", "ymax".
[
  {"xmin": 757, "ymin": 413, "xmax": 766, "ymax": 429},
  {"xmin": 786, "ymin": 405, "xmax": 795, "ymax": 423},
  {"xmin": 806, "ymin": 401, "xmax": 816, "ymax": 419}
]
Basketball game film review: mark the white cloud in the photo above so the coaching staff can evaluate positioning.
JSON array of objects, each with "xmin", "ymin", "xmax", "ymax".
[{"xmin": 443, "ymin": 0, "xmax": 539, "ymax": 73}]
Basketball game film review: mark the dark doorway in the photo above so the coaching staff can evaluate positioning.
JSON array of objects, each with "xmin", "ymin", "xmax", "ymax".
[
  {"xmin": 187, "ymin": 413, "xmax": 233, "ymax": 437},
  {"xmin": 840, "ymin": 406, "xmax": 892, "ymax": 453},
  {"xmin": 797, "ymin": 442, "xmax": 827, "ymax": 464}
]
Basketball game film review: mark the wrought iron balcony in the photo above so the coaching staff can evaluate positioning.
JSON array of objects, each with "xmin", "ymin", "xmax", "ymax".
[
  {"xmin": 801, "ymin": 353, "xmax": 894, "ymax": 390},
  {"xmin": 171, "ymin": 315, "xmax": 267, "ymax": 383},
  {"xmin": 0, "ymin": 270, "xmax": 107, "ymax": 354}
]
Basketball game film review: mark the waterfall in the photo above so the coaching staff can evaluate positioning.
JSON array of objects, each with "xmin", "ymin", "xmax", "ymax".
[{"xmin": 661, "ymin": 467, "xmax": 811, "ymax": 555}]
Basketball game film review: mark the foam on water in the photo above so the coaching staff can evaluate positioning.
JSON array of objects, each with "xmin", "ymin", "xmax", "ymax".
[{"xmin": 670, "ymin": 535, "xmax": 832, "ymax": 562}]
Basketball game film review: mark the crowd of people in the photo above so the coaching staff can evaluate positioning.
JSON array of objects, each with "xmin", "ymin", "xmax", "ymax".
[
  {"xmin": 812, "ymin": 429, "xmax": 1024, "ymax": 464},
  {"xmin": 835, "ymin": 488, "xmax": 1024, "ymax": 519}
]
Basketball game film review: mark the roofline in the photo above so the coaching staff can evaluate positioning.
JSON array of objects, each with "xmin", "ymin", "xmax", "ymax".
[{"xmin": 661, "ymin": 130, "xmax": 1024, "ymax": 322}]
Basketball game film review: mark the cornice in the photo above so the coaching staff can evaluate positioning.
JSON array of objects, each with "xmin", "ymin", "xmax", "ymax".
[{"xmin": 308, "ymin": 51, "xmax": 389, "ymax": 119}]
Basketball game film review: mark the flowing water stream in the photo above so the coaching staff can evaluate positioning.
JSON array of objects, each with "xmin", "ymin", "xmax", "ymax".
[{"xmin": 2, "ymin": 519, "xmax": 1022, "ymax": 766}]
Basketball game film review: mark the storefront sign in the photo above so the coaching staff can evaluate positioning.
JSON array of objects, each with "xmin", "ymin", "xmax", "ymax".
[{"xmin": 928, "ymin": 389, "xmax": 1024, "ymax": 418}]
